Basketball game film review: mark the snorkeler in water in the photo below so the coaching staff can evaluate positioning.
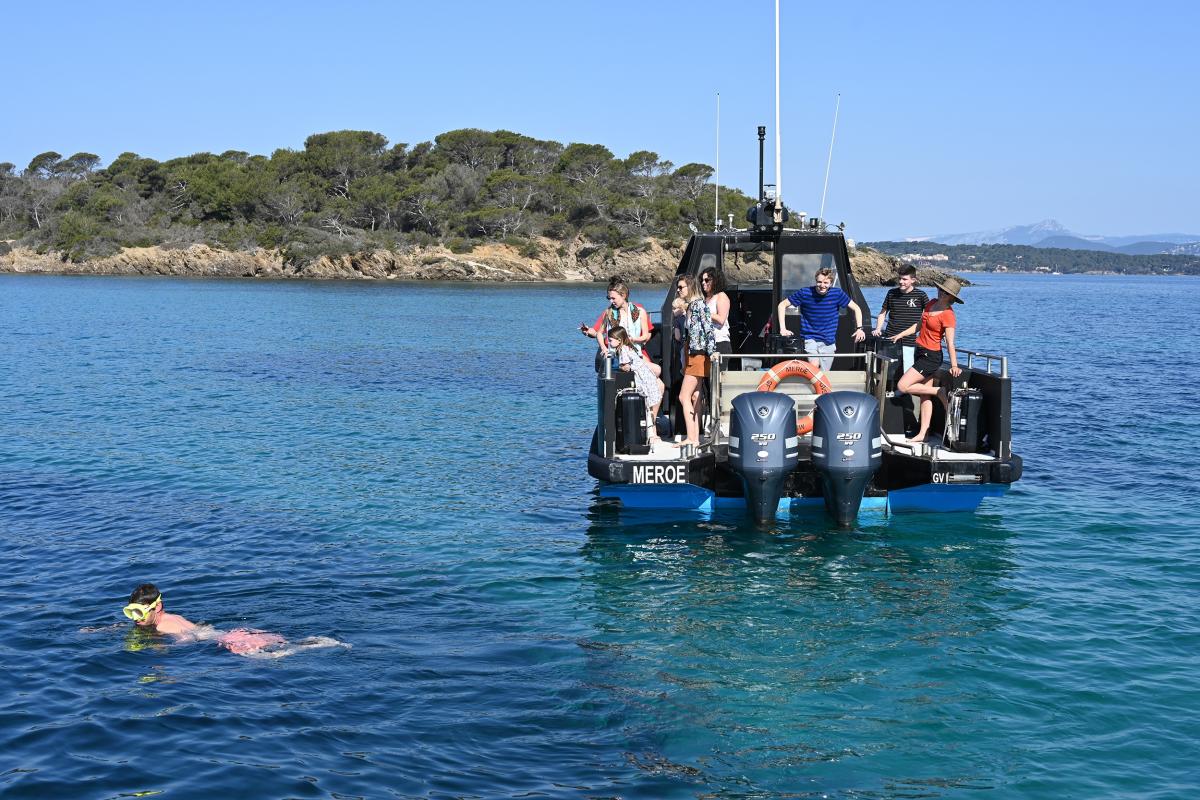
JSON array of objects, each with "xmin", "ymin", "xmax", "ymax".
[{"xmin": 123, "ymin": 583, "xmax": 348, "ymax": 658}]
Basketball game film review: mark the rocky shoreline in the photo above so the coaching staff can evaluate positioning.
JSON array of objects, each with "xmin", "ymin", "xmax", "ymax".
[{"xmin": 0, "ymin": 237, "xmax": 953, "ymax": 286}]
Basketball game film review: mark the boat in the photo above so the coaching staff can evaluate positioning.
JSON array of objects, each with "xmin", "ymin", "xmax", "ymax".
[
  {"xmin": 585, "ymin": 0, "xmax": 1021, "ymax": 526},
  {"xmin": 585, "ymin": 144, "xmax": 1022, "ymax": 526}
]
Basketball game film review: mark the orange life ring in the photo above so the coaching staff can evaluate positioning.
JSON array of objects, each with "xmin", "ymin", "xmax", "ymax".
[{"xmin": 756, "ymin": 359, "xmax": 834, "ymax": 435}]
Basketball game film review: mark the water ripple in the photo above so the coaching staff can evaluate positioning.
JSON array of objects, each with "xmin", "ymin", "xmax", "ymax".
[{"xmin": 0, "ymin": 274, "xmax": 1197, "ymax": 798}]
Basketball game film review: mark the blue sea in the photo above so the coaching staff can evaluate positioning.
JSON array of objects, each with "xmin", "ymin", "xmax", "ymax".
[{"xmin": 1, "ymin": 272, "xmax": 1197, "ymax": 799}]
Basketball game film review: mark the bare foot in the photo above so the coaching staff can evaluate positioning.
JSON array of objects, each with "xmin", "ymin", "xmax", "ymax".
[{"xmin": 905, "ymin": 435, "xmax": 927, "ymax": 444}]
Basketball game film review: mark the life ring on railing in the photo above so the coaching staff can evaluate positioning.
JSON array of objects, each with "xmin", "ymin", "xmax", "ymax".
[{"xmin": 756, "ymin": 359, "xmax": 834, "ymax": 435}]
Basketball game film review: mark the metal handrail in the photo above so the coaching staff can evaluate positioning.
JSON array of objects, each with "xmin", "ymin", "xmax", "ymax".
[
  {"xmin": 954, "ymin": 348, "xmax": 1009, "ymax": 378},
  {"xmin": 711, "ymin": 348, "xmax": 1009, "ymax": 379},
  {"xmin": 713, "ymin": 351, "xmax": 874, "ymax": 364}
]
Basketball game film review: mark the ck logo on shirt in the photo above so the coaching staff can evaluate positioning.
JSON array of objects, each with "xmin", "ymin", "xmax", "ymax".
[{"xmin": 906, "ymin": 298, "xmax": 918, "ymax": 307}]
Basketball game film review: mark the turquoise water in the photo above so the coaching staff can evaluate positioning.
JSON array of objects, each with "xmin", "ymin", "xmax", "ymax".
[{"xmin": 1, "ymin": 272, "xmax": 1197, "ymax": 798}]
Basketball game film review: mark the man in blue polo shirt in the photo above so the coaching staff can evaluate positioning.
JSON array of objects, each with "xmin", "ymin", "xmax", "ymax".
[{"xmin": 776, "ymin": 267, "xmax": 866, "ymax": 370}]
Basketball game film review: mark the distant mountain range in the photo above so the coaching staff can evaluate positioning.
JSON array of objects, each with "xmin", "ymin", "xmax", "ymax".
[{"xmin": 907, "ymin": 220, "xmax": 1200, "ymax": 256}]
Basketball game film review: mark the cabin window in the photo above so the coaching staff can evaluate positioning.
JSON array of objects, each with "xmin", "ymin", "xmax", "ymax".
[
  {"xmin": 781, "ymin": 252, "xmax": 838, "ymax": 298},
  {"xmin": 698, "ymin": 253, "xmax": 717, "ymax": 272}
]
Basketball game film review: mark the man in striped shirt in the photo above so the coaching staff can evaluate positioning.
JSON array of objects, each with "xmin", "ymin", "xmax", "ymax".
[
  {"xmin": 776, "ymin": 267, "xmax": 866, "ymax": 370},
  {"xmin": 872, "ymin": 265, "xmax": 929, "ymax": 374}
]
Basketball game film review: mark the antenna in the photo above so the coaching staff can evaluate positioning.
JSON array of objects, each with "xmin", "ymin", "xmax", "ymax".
[
  {"xmin": 757, "ymin": 126, "xmax": 766, "ymax": 202},
  {"xmin": 714, "ymin": 92, "xmax": 720, "ymax": 231},
  {"xmin": 774, "ymin": 0, "xmax": 781, "ymax": 208},
  {"xmin": 819, "ymin": 93, "xmax": 841, "ymax": 223}
]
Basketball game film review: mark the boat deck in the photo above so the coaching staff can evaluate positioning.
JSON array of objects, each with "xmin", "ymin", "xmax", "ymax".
[
  {"xmin": 881, "ymin": 432, "xmax": 997, "ymax": 462},
  {"xmin": 609, "ymin": 430, "xmax": 999, "ymax": 465},
  {"xmin": 611, "ymin": 440, "xmax": 695, "ymax": 461}
]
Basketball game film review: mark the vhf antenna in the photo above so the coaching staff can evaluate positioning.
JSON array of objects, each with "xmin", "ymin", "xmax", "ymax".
[
  {"xmin": 757, "ymin": 125, "xmax": 766, "ymax": 202},
  {"xmin": 714, "ymin": 92, "xmax": 720, "ymax": 231},
  {"xmin": 818, "ymin": 93, "xmax": 841, "ymax": 224},
  {"xmin": 773, "ymin": 0, "xmax": 784, "ymax": 223}
]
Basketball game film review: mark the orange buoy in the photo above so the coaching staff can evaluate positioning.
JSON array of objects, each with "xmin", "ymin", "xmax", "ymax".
[{"xmin": 756, "ymin": 359, "xmax": 833, "ymax": 435}]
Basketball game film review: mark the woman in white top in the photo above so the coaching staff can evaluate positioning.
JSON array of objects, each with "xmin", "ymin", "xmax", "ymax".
[
  {"xmin": 689, "ymin": 267, "xmax": 732, "ymax": 438},
  {"xmin": 700, "ymin": 267, "xmax": 731, "ymax": 357}
]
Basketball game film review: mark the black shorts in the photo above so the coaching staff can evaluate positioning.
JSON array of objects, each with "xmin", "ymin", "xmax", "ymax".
[{"xmin": 912, "ymin": 346, "xmax": 943, "ymax": 378}]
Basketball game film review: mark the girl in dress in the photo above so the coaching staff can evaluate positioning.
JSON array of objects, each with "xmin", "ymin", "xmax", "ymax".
[{"xmin": 609, "ymin": 325, "xmax": 665, "ymax": 444}]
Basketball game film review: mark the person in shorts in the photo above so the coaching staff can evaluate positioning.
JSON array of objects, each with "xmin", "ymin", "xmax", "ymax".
[
  {"xmin": 894, "ymin": 278, "xmax": 965, "ymax": 443},
  {"xmin": 775, "ymin": 267, "xmax": 866, "ymax": 371},
  {"xmin": 873, "ymin": 265, "xmax": 929, "ymax": 374},
  {"xmin": 874, "ymin": 264, "xmax": 930, "ymax": 432},
  {"xmin": 676, "ymin": 274, "xmax": 715, "ymax": 445}
]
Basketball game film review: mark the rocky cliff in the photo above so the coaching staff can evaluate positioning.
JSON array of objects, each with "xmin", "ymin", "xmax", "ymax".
[{"xmin": 0, "ymin": 237, "xmax": 955, "ymax": 286}]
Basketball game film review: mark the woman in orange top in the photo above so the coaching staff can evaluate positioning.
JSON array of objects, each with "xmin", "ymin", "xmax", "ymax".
[{"xmin": 892, "ymin": 278, "xmax": 965, "ymax": 443}]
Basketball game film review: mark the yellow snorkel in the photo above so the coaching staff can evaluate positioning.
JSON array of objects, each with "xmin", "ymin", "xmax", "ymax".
[{"xmin": 122, "ymin": 594, "xmax": 162, "ymax": 622}]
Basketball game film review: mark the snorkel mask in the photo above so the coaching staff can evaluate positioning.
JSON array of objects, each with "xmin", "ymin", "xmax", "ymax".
[{"xmin": 123, "ymin": 595, "xmax": 162, "ymax": 623}]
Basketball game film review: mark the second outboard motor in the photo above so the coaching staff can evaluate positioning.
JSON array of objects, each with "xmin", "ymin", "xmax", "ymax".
[
  {"xmin": 728, "ymin": 392, "xmax": 800, "ymax": 524},
  {"xmin": 811, "ymin": 391, "xmax": 882, "ymax": 527}
]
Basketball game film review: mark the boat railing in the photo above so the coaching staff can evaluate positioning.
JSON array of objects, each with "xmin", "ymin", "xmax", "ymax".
[{"xmin": 955, "ymin": 348, "xmax": 1009, "ymax": 378}]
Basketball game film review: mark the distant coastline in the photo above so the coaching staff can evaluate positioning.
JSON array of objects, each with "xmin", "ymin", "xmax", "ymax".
[
  {"xmin": 7, "ymin": 128, "xmax": 1188, "ymax": 285},
  {"xmin": 7, "ymin": 238, "xmax": 1187, "ymax": 285},
  {"xmin": 0, "ymin": 239, "xmax": 953, "ymax": 287},
  {"xmin": 867, "ymin": 240, "xmax": 1200, "ymax": 277}
]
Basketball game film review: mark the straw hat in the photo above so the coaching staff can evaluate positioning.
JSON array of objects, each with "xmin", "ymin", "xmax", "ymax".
[{"xmin": 934, "ymin": 276, "xmax": 965, "ymax": 304}]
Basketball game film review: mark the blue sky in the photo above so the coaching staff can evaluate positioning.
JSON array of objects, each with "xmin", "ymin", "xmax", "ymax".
[{"xmin": 3, "ymin": 0, "xmax": 1195, "ymax": 240}]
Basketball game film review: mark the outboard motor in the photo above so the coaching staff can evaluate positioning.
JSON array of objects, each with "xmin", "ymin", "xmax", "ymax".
[
  {"xmin": 811, "ymin": 391, "xmax": 882, "ymax": 527},
  {"xmin": 728, "ymin": 392, "xmax": 800, "ymax": 524}
]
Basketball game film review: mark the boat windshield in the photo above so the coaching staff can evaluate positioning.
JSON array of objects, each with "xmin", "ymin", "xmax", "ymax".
[{"xmin": 781, "ymin": 252, "xmax": 839, "ymax": 297}]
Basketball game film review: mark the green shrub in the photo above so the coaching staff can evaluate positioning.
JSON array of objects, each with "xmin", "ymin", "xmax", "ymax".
[
  {"xmin": 54, "ymin": 211, "xmax": 104, "ymax": 261},
  {"xmin": 255, "ymin": 225, "xmax": 287, "ymax": 249},
  {"xmin": 542, "ymin": 214, "xmax": 569, "ymax": 239}
]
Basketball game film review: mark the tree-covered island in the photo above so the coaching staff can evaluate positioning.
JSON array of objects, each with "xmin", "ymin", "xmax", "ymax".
[{"xmin": 0, "ymin": 128, "xmax": 931, "ymax": 284}]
